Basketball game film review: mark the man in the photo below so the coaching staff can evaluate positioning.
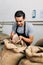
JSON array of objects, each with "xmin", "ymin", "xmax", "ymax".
[{"xmin": 10, "ymin": 10, "xmax": 34, "ymax": 46}]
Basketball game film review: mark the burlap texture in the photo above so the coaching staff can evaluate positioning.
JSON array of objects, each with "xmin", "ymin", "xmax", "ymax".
[
  {"xmin": 0, "ymin": 33, "xmax": 26, "ymax": 65},
  {"xmin": 25, "ymin": 46, "xmax": 43, "ymax": 63},
  {"xmin": 4, "ymin": 34, "xmax": 27, "ymax": 53},
  {"xmin": 18, "ymin": 59, "xmax": 43, "ymax": 65},
  {"xmin": 1, "ymin": 48, "xmax": 24, "ymax": 65},
  {"xmin": 0, "ymin": 52, "xmax": 1, "ymax": 65}
]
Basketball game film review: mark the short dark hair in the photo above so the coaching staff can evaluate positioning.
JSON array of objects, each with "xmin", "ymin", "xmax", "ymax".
[{"xmin": 14, "ymin": 10, "xmax": 25, "ymax": 19}]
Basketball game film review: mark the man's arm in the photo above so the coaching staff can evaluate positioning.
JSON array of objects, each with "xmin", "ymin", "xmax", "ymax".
[
  {"xmin": 19, "ymin": 35, "xmax": 34, "ymax": 44},
  {"xmin": 21, "ymin": 23, "xmax": 34, "ymax": 44},
  {"xmin": 10, "ymin": 22, "xmax": 16, "ymax": 39},
  {"xmin": 10, "ymin": 32, "xmax": 15, "ymax": 39}
]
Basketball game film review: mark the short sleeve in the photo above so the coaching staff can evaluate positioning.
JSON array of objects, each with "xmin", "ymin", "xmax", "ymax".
[{"xmin": 27, "ymin": 23, "xmax": 34, "ymax": 36}]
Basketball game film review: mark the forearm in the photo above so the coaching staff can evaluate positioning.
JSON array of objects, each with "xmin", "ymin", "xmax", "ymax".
[
  {"xmin": 22, "ymin": 36, "xmax": 34, "ymax": 44},
  {"xmin": 10, "ymin": 32, "xmax": 15, "ymax": 39}
]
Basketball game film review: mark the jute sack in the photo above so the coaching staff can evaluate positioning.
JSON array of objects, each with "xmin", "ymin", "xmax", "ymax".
[
  {"xmin": 0, "ymin": 52, "xmax": 1, "ymax": 65},
  {"xmin": 35, "ymin": 39, "xmax": 43, "ymax": 47},
  {"xmin": 1, "ymin": 34, "xmax": 27, "ymax": 65},
  {"xmin": 25, "ymin": 46, "xmax": 43, "ymax": 63},
  {"xmin": 1, "ymin": 47, "xmax": 24, "ymax": 65},
  {"xmin": 3, "ymin": 34, "xmax": 27, "ymax": 53},
  {"xmin": 18, "ymin": 59, "xmax": 43, "ymax": 65}
]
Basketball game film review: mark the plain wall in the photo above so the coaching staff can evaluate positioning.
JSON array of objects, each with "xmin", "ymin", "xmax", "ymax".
[
  {"xmin": 0, "ymin": 0, "xmax": 43, "ymax": 21},
  {"xmin": 32, "ymin": 25, "xmax": 43, "ymax": 45}
]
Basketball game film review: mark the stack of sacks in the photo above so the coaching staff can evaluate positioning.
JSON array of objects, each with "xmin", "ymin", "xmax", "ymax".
[
  {"xmin": 1, "ymin": 49, "xmax": 24, "ymax": 65},
  {"xmin": 25, "ymin": 46, "xmax": 43, "ymax": 63},
  {"xmin": 1, "ymin": 34, "xmax": 27, "ymax": 65},
  {"xmin": 18, "ymin": 46, "xmax": 43, "ymax": 65}
]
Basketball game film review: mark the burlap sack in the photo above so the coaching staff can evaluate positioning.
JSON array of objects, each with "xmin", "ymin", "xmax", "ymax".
[
  {"xmin": 25, "ymin": 46, "xmax": 43, "ymax": 63},
  {"xmin": 35, "ymin": 39, "xmax": 43, "ymax": 47},
  {"xmin": 0, "ymin": 52, "xmax": 1, "ymax": 65},
  {"xmin": 3, "ymin": 34, "xmax": 27, "ymax": 53},
  {"xmin": 1, "ymin": 33, "xmax": 27, "ymax": 65},
  {"xmin": 1, "ymin": 48, "xmax": 24, "ymax": 65},
  {"xmin": 0, "ymin": 33, "xmax": 10, "ymax": 44},
  {"xmin": 12, "ymin": 34, "xmax": 20, "ymax": 43},
  {"xmin": 0, "ymin": 33, "xmax": 9, "ymax": 41},
  {"xmin": 18, "ymin": 59, "xmax": 43, "ymax": 65}
]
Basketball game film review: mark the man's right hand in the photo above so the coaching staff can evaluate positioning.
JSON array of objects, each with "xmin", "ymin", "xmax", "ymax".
[{"xmin": 10, "ymin": 32, "xmax": 15, "ymax": 39}]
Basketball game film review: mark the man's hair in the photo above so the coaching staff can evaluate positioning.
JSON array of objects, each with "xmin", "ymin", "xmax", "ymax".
[{"xmin": 14, "ymin": 10, "xmax": 25, "ymax": 19}]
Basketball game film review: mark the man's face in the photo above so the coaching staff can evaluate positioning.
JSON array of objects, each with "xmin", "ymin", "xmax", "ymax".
[{"xmin": 15, "ymin": 16, "xmax": 25, "ymax": 26}]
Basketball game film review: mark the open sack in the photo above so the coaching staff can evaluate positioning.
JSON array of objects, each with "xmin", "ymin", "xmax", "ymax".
[
  {"xmin": 25, "ymin": 46, "xmax": 43, "ymax": 63},
  {"xmin": 1, "ymin": 34, "xmax": 27, "ymax": 65},
  {"xmin": 3, "ymin": 34, "xmax": 27, "ymax": 53}
]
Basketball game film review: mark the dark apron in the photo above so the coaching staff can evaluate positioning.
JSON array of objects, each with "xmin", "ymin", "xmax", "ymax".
[{"xmin": 16, "ymin": 22, "xmax": 30, "ymax": 46}]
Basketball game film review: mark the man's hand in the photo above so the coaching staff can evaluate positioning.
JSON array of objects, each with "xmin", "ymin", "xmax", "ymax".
[
  {"xmin": 10, "ymin": 32, "xmax": 15, "ymax": 39},
  {"xmin": 19, "ymin": 36, "xmax": 23, "ymax": 40},
  {"xmin": 19, "ymin": 35, "xmax": 34, "ymax": 44}
]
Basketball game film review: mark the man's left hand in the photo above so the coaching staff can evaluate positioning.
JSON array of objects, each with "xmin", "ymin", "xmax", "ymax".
[{"xmin": 19, "ymin": 36, "xmax": 23, "ymax": 40}]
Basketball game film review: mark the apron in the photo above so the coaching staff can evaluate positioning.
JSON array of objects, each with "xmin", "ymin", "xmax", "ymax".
[{"xmin": 16, "ymin": 22, "xmax": 30, "ymax": 46}]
